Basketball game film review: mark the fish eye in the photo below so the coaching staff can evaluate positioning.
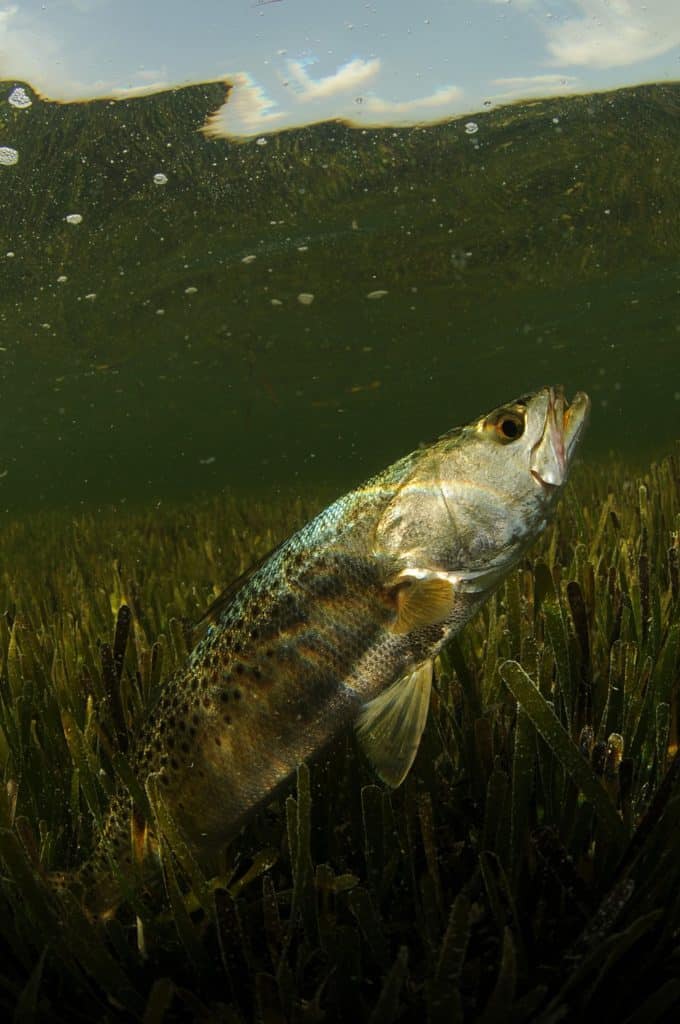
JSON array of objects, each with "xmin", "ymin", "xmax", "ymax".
[{"xmin": 492, "ymin": 410, "xmax": 525, "ymax": 443}]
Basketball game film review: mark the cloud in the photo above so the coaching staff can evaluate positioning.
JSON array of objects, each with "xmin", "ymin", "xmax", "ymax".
[
  {"xmin": 286, "ymin": 56, "xmax": 380, "ymax": 101},
  {"xmin": 543, "ymin": 1, "xmax": 680, "ymax": 69},
  {"xmin": 0, "ymin": 3, "xmax": 131, "ymax": 99},
  {"xmin": 489, "ymin": 73, "xmax": 580, "ymax": 101},
  {"xmin": 202, "ymin": 72, "xmax": 285, "ymax": 137},
  {"xmin": 110, "ymin": 79, "xmax": 172, "ymax": 99},
  {"xmin": 0, "ymin": 5, "xmax": 60, "ymax": 89},
  {"xmin": 362, "ymin": 84, "xmax": 463, "ymax": 116}
]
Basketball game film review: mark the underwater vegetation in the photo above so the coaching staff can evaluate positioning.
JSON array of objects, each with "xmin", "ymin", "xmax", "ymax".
[{"xmin": 0, "ymin": 449, "xmax": 679, "ymax": 1022}]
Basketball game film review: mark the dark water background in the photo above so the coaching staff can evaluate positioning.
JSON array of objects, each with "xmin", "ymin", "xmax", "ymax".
[{"xmin": 1, "ymin": 80, "xmax": 679, "ymax": 513}]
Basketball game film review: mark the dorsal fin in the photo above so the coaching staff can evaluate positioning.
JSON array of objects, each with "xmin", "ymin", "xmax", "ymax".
[{"xmin": 194, "ymin": 538, "xmax": 285, "ymax": 628}]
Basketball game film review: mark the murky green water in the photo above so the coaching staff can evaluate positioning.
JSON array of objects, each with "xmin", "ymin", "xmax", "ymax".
[{"xmin": 1, "ymin": 80, "xmax": 679, "ymax": 513}]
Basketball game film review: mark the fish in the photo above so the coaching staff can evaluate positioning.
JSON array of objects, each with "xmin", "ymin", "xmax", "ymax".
[{"xmin": 72, "ymin": 385, "xmax": 589, "ymax": 915}]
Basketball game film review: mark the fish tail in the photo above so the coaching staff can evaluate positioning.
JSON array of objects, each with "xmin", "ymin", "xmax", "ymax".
[{"xmin": 49, "ymin": 792, "xmax": 160, "ymax": 921}]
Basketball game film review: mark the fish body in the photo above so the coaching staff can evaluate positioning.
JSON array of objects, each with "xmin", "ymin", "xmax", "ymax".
[{"xmin": 79, "ymin": 386, "xmax": 589, "ymax": 910}]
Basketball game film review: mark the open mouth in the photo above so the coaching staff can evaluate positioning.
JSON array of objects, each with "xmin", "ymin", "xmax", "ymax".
[{"xmin": 531, "ymin": 387, "xmax": 590, "ymax": 491}]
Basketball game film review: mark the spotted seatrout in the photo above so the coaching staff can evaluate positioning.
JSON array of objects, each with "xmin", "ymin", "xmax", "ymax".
[{"xmin": 76, "ymin": 386, "xmax": 589, "ymax": 913}]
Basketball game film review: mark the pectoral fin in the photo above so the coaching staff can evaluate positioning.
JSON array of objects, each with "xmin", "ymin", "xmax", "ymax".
[
  {"xmin": 387, "ymin": 572, "xmax": 457, "ymax": 634},
  {"xmin": 355, "ymin": 660, "xmax": 433, "ymax": 787}
]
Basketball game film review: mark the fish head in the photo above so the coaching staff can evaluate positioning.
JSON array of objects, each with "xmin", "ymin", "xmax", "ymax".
[{"xmin": 376, "ymin": 386, "xmax": 590, "ymax": 588}]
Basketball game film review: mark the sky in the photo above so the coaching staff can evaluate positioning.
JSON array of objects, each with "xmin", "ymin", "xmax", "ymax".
[{"xmin": 0, "ymin": 1, "xmax": 679, "ymax": 136}]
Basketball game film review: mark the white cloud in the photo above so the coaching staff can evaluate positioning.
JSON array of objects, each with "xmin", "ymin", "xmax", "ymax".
[
  {"xmin": 0, "ymin": 5, "xmax": 60, "ymax": 89},
  {"xmin": 544, "ymin": 1, "xmax": 680, "ymax": 68},
  {"xmin": 490, "ymin": 72, "xmax": 580, "ymax": 100},
  {"xmin": 110, "ymin": 78, "xmax": 172, "ymax": 99},
  {"xmin": 286, "ymin": 56, "xmax": 380, "ymax": 101},
  {"xmin": 0, "ymin": 4, "xmax": 117, "ymax": 98},
  {"xmin": 362, "ymin": 84, "xmax": 463, "ymax": 116},
  {"xmin": 202, "ymin": 72, "xmax": 285, "ymax": 138}
]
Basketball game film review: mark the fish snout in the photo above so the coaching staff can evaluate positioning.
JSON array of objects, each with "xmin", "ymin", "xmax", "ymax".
[{"xmin": 530, "ymin": 387, "xmax": 590, "ymax": 491}]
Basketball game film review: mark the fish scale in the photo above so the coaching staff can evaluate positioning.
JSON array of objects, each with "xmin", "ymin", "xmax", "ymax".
[{"xmin": 71, "ymin": 386, "xmax": 590, "ymax": 916}]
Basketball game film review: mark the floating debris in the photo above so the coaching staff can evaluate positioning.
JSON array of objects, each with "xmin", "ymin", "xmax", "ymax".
[
  {"xmin": 65, "ymin": 213, "xmax": 83, "ymax": 225},
  {"xmin": 297, "ymin": 292, "xmax": 315, "ymax": 305},
  {"xmin": 366, "ymin": 289, "xmax": 388, "ymax": 300},
  {"xmin": 241, "ymin": 254, "xmax": 257, "ymax": 264}
]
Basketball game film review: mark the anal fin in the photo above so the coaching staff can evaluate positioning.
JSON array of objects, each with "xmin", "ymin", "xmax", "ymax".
[{"xmin": 355, "ymin": 660, "xmax": 433, "ymax": 787}]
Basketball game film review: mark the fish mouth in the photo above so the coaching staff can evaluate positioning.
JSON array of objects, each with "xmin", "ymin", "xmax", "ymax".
[{"xmin": 530, "ymin": 386, "xmax": 590, "ymax": 491}]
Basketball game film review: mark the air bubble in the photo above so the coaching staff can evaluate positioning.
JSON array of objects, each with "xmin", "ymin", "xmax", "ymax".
[
  {"xmin": 8, "ymin": 87, "xmax": 32, "ymax": 109},
  {"xmin": 241, "ymin": 254, "xmax": 257, "ymax": 264},
  {"xmin": 464, "ymin": 122, "xmax": 479, "ymax": 135},
  {"xmin": 297, "ymin": 293, "xmax": 315, "ymax": 305},
  {"xmin": 256, "ymin": 137, "xmax": 268, "ymax": 146},
  {"xmin": 153, "ymin": 172, "xmax": 168, "ymax": 185},
  {"xmin": 65, "ymin": 213, "xmax": 83, "ymax": 225},
  {"xmin": 0, "ymin": 147, "xmax": 19, "ymax": 166}
]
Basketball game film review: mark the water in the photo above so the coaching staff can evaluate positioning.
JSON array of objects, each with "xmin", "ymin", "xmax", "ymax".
[
  {"xmin": 1, "ymin": 71, "xmax": 680, "ymax": 1022},
  {"xmin": 1, "ymin": 80, "xmax": 679, "ymax": 513}
]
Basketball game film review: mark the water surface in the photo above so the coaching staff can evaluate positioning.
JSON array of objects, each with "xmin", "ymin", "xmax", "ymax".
[{"xmin": 1, "ymin": 80, "xmax": 679, "ymax": 513}]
